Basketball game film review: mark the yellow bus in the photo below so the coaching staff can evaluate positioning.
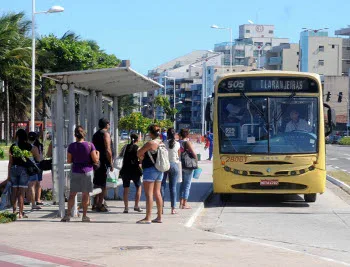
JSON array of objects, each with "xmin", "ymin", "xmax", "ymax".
[{"xmin": 212, "ymin": 71, "xmax": 334, "ymax": 202}]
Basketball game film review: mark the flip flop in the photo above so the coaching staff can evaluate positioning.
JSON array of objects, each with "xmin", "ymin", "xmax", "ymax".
[
  {"xmin": 171, "ymin": 209, "xmax": 177, "ymax": 214},
  {"xmin": 151, "ymin": 218, "xmax": 162, "ymax": 223},
  {"xmin": 182, "ymin": 205, "xmax": 191, "ymax": 209},
  {"xmin": 136, "ymin": 219, "xmax": 151, "ymax": 224}
]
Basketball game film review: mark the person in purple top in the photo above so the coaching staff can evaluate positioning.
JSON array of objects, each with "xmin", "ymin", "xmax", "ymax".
[{"xmin": 61, "ymin": 126, "xmax": 99, "ymax": 222}]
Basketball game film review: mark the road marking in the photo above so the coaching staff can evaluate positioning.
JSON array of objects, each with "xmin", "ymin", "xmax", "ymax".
[
  {"xmin": 328, "ymin": 158, "xmax": 338, "ymax": 161},
  {"xmin": 341, "ymin": 169, "xmax": 348, "ymax": 172},
  {"xmin": 334, "ymin": 166, "xmax": 340, "ymax": 169},
  {"xmin": 207, "ymin": 232, "xmax": 350, "ymax": 266},
  {"xmin": 0, "ymin": 245, "xmax": 100, "ymax": 267},
  {"xmin": 0, "ymin": 260, "xmax": 23, "ymax": 267},
  {"xmin": 0, "ymin": 254, "xmax": 60, "ymax": 266}
]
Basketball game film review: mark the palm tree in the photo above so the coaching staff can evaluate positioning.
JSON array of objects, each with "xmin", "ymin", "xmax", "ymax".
[{"xmin": 0, "ymin": 12, "xmax": 31, "ymax": 143}]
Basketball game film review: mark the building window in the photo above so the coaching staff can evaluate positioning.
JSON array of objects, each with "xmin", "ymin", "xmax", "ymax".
[
  {"xmin": 269, "ymin": 30, "xmax": 274, "ymax": 34},
  {"xmin": 208, "ymin": 69, "xmax": 211, "ymax": 74},
  {"xmin": 195, "ymin": 72, "xmax": 199, "ymax": 76},
  {"xmin": 246, "ymin": 30, "xmax": 250, "ymax": 33},
  {"xmin": 319, "ymin": 46, "xmax": 324, "ymax": 52},
  {"xmin": 297, "ymin": 65, "xmax": 299, "ymax": 69},
  {"xmin": 346, "ymin": 60, "xmax": 350, "ymax": 64},
  {"xmin": 297, "ymin": 52, "xmax": 299, "ymax": 55},
  {"xmin": 318, "ymin": 60, "xmax": 324, "ymax": 66},
  {"xmin": 332, "ymin": 45, "xmax": 335, "ymax": 49},
  {"xmin": 186, "ymin": 69, "xmax": 189, "ymax": 72},
  {"xmin": 347, "ymin": 47, "xmax": 350, "ymax": 50}
]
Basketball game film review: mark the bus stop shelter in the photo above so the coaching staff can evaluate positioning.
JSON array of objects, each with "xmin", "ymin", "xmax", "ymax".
[{"xmin": 43, "ymin": 67, "xmax": 163, "ymax": 217}]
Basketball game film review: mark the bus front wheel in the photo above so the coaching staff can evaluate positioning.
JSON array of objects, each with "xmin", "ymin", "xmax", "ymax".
[{"xmin": 304, "ymin": 193, "xmax": 317, "ymax": 203}]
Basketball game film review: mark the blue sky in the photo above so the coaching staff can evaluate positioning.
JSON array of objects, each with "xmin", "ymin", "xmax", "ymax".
[{"xmin": 2, "ymin": 0, "xmax": 350, "ymax": 74}]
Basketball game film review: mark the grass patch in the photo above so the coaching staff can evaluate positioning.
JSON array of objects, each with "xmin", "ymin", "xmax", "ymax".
[
  {"xmin": 0, "ymin": 211, "xmax": 17, "ymax": 223},
  {"xmin": 328, "ymin": 171, "xmax": 350, "ymax": 185},
  {"xmin": 339, "ymin": 137, "xmax": 350, "ymax": 145}
]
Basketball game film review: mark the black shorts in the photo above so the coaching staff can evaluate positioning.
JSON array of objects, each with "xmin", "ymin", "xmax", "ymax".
[
  {"xmin": 93, "ymin": 162, "xmax": 108, "ymax": 188},
  {"xmin": 122, "ymin": 175, "xmax": 141, "ymax": 188}
]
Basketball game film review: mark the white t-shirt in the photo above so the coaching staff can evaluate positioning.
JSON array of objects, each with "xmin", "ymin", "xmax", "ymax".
[
  {"xmin": 165, "ymin": 140, "xmax": 180, "ymax": 163},
  {"xmin": 285, "ymin": 119, "xmax": 312, "ymax": 132}
]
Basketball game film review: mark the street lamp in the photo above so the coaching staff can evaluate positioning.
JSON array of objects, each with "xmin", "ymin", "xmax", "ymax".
[
  {"xmin": 164, "ymin": 76, "xmax": 177, "ymax": 128},
  {"xmin": 31, "ymin": 0, "xmax": 64, "ymax": 131},
  {"xmin": 211, "ymin": 24, "xmax": 233, "ymax": 72}
]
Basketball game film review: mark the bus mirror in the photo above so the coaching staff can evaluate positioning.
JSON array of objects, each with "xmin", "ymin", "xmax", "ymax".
[
  {"xmin": 323, "ymin": 103, "xmax": 333, "ymax": 136},
  {"xmin": 205, "ymin": 99, "xmax": 213, "ymax": 122},
  {"xmin": 331, "ymin": 109, "xmax": 336, "ymax": 126}
]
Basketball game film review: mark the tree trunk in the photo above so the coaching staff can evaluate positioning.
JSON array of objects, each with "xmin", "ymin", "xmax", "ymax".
[{"xmin": 5, "ymin": 80, "xmax": 10, "ymax": 145}]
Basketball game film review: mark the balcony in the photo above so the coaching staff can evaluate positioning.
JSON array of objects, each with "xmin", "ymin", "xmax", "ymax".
[{"xmin": 269, "ymin": 57, "xmax": 282, "ymax": 65}]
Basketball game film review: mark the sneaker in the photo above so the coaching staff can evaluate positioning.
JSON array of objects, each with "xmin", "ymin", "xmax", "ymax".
[
  {"xmin": 61, "ymin": 215, "xmax": 70, "ymax": 222},
  {"xmin": 134, "ymin": 207, "xmax": 143, "ymax": 212}
]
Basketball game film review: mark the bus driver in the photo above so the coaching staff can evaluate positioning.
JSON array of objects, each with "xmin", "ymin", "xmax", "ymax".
[{"xmin": 285, "ymin": 110, "xmax": 312, "ymax": 132}]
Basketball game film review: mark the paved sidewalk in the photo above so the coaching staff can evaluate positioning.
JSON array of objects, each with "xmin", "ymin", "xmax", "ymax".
[{"xmin": 0, "ymin": 145, "xmax": 345, "ymax": 266}]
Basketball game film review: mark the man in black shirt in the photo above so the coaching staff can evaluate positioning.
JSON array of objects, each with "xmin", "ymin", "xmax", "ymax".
[{"xmin": 92, "ymin": 118, "xmax": 113, "ymax": 212}]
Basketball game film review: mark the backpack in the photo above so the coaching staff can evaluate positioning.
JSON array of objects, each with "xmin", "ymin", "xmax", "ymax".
[{"xmin": 148, "ymin": 141, "xmax": 170, "ymax": 172}]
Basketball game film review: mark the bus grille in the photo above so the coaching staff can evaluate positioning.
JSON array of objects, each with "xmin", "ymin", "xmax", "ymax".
[{"xmin": 231, "ymin": 182, "xmax": 307, "ymax": 190}]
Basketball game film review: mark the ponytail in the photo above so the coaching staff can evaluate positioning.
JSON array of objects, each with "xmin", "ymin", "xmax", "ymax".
[
  {"xmin": 128, "ymin": 133, "xmax": 139, "ymax": 152},
  {"xmin": 167, "ymin": 128, "xmax": 176, "ymax": 149}
]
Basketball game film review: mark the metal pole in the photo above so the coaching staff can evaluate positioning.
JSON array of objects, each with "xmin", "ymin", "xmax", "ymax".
[
  {"xmin": 164, "ymin": 76, "xmax": 167, "ymax": 120},
  {"xmin": 346, "ymin": 98, "xmax": 350, "ymax": 136},
  {"xmin": 173, "ymin": 79, "xmax": 176, "ymax": 129},
  {"xmin": 258, "ymin": 47, "xmax": 261, "ymax": 69},
  {"xmin": 31, "ymin": 0, "xmax": 36, "ymax": 131},
  {"xmin": 229, "ymin": 28, "xmax": 233, "ymax": 73},
  {"xmin": 201, "ymin": 61, "xmax": 206, "ymax": 136}
]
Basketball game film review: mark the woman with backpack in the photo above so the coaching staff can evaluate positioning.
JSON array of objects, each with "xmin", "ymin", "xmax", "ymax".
[
  {"xmin": 161, "ymin": 128, "xmax": 180, "ymax": 214},
  {"xmin": 179, "ymin": 128, "xmax": 198, "ymax": 209},
  {"xmin": 120, "ymin": 133, "xmax": 143, "ymax": 214},
  {"xmin": 136, "ymin": 124, "xmax": 164, "ymax": 224},
  {"xmin": 61, "ymin": 126, "xmax": 99, "ymax": 222},
  {"xmin": 7, "ymin": 129, "xmax": 41, "ymax": 219}
]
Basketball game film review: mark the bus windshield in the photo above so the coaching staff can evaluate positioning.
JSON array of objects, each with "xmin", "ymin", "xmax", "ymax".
[{"xmin": 218, "ymin": 96, "xmax": 318, "ymax": 154}]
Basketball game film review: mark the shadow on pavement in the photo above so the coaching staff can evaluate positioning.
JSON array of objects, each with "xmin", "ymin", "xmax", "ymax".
[{"xmin": 205, "ymin": 193, "xmax": 310, "ymax": 208}]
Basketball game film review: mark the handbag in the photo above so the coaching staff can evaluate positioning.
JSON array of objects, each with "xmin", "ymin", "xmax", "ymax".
[
  {"xmin": 181, "ymin": 141, "xmax": 198, "ymax": 170},
  {"xmin": 88, "ymin": 142, "xmax": 100, "ymax": 171},
  {"xmin": 23, "ymin": 158, "xmax": 41, "ymax": 176},
  {"xmin": 39, "ymin": 159, "xmax": 52, "ymax": 171},
  {"xmin": 114, "ymin": 145, "xmax": 127, "ymax": 170}
]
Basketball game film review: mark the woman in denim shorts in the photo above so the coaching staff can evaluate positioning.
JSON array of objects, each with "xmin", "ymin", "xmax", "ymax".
[
  {"xmin": 7, "ymin": 129, "xmax": 41, "ymax": 219},
  {"xmin": 136, "ymin": 125, "xmax": 163, "ymax": 224}
]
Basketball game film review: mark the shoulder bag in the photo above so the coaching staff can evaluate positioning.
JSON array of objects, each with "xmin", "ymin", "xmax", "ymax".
[
  {"xmin": 181, "ymin": 141, "xmax": 198, "ymax": 170},
  {"xmin": 88, "ymin": 142, "xmax": 101, "ymax": 171},
  {"xmin": 114, "ymin": 144, "xmax": 127, "ymax": 170}
]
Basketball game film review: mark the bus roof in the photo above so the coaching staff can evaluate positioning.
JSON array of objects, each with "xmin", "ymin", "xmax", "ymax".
[{"xmin": 217, "ymin": 71, "xmax": 321, "ymax": 80}]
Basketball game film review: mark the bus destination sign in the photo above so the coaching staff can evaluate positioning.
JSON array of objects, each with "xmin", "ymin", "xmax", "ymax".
[{"xmin": 218, "ymin": 77, "xmax": 318, "ymax": 93}]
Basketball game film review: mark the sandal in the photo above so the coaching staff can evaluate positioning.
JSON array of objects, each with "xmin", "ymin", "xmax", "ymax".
[
  {"xmin": 31, "ymin": 205, "xmax": 42, "ymax": 210},
  {"xmin": 134, "ymin": 207, "xmax": 143, "ymax": 212},
  {"xmin": 136, "ymin": 219, "xmax": 151, "ymax": 224},
  {"xmin": 97, "ymin": 204, "xmax": 109, "ymax": 212},
  {"xmin": 171, "ymin": 209, "xmax": 177, "ymax": 214},
  {"xmin": 36, "ymin": 201, "xmax": 44, "ymax": 205},
  {"xmin": 151, "ymin": 218, "xmax": 162, "ymax": 223},
  {"xmin": 61, "ymin": 215, "xmax": 70, "ymax": 222},
  {"xmin": 182, "ymin": 205, "xmax": 191, "ymax": 209},
  {"xmin": 123, "ymin": 208, "xmax": 129, "ymax": 214},
  {"xmin": 82, "ymin": 216, "xmax": 91, "ymax": 222}
]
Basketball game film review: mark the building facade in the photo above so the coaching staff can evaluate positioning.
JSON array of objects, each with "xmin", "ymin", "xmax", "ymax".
[
  {"xmin": 263, "ymin": 43, "xmax": 299, "ymax": 71},
  {"xmin": 300, "ymin": 30, "xmax": 342, "ymax": 76},
  {"xmin": 214, "ymin": 24, "xmax": 290, "ymax": 68}
]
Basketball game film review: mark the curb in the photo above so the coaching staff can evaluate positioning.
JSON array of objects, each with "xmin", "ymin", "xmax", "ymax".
[
  {"xmin": 327, "ymin": 175, "xmax": 350, "ymax": 194},
  {"xmin": 184, "ymin": 185, "xmax": 213, "ymax": 228}
]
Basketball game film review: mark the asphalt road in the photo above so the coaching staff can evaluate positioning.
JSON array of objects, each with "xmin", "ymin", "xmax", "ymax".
[
  {"xmin": 195, "ymin": 181, "xmax": 350, "ymax": 265},
  {"xmin": 326, "ymin": 144, "xmax": 350, "ymax": 173}
]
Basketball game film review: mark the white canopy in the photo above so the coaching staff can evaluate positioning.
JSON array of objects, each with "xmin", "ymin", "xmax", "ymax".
[{"xmin": 43, "ymin": 67, "xmax": 163, "ymax": 96}]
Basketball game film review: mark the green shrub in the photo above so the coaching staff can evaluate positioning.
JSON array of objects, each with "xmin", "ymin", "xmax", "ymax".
[
  {"xmin": 0, "ymin": 211, "xmax": 17, "ymax": 223},
  {"xmin": 41, "ymin": 189, "xmax": 53, "ymax": 201},
  {"xmin": 339, "ymin": 137, "xmax": 350, "ymax": 145}
]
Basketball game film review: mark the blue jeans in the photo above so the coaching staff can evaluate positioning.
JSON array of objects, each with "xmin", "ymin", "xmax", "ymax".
[
  {"xmin": 180, "ymin": 169, "xmax": 193, "ymax": 200},
  {"xmin": 161, "ymin": 162, "xmax": 179, "ymax": 208},
  {"xmin": 209, "ymin": 145, "xmax": 213, "ymax": 160}
]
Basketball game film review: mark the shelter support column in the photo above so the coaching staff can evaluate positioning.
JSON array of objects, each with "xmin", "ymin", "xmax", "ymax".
[
  {"xmin": 97, "ymin": 92, "xmax": 103, "ymax": 122},
  {"xmin": 79, "ymin": 94, "xmax": 87, "ymax": 129},
  {"xmin": 68, "ymin": 84, "xmax": 77, "ymax": 217},
  {"xmin": 56, "ymin": 83, "xmax": 65, "ymax": 218},
  {"xmin": 113, "ymin": 97, "xmax": 119, "ymax": 158},
  {"xmin": 91, "ymin": 90, "xmax": 97, "ymax": 135}
]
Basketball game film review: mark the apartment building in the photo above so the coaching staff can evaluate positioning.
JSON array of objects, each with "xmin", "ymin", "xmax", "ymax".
[{"xmin": 263, "ymin": 43, "xmax": 299, "ymax": 71}]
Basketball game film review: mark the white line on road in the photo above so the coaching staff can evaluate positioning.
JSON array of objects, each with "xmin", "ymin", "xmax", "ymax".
[
  {"xmin": 328, "ymin": 158, "xmax": 339, "ymax": 161},
  {"xmin": 206, "ymin": 232, "xmax": 350, "ymax": 266},
  {"xmin": 0, "ymin": 254, "xmax": 68, "ymax": 266}
]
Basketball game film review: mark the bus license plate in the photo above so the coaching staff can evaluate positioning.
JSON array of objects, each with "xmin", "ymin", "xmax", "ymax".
[{"xmin": 260, "ymin": 179, "xmax": 279, "ymax": 186}]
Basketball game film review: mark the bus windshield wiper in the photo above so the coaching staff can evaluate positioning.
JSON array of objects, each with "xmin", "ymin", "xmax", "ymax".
[
  {"xmin": 240, "ymin": 92, "xmax": 267, "ymax": 123},
  {"xmin": 274, "ymin": 92, "xmax": 297, "ymax": 123}
]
